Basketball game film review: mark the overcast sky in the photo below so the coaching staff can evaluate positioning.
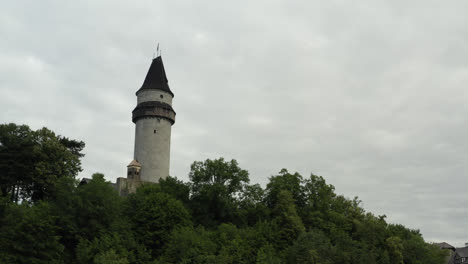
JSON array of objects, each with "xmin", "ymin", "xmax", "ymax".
[{"xmin": 1, "ymin": 0, "xmax": 468, "ymax": 246}]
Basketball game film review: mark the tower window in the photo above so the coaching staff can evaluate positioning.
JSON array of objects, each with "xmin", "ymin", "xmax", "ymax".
[
  {"xmin": 160, "ymin": 94, "xmax": 164, "ymax": 99},
  {"xmin": 154, "ymin": 129, "xmax": 157, "ymax": 134}
]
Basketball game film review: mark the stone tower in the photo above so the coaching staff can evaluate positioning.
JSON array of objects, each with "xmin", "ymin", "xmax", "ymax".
[{"xmin": 130, "ymin": 55, "xmax": 176, "ymax": 183}]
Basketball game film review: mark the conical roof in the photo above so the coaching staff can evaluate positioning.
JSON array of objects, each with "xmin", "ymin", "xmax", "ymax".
[
  {"xmin": 137, "ymin": 56, "xmax": 174, "ymax": 97},
  {"xmin": 127, "ymin": 159, "xmax": 141, "ymax": 167}
]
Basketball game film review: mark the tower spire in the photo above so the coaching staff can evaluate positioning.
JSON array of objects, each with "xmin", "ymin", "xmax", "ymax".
[{"xmin": 137, "ymin": 55, "xmax": 174, "ymax": 97}]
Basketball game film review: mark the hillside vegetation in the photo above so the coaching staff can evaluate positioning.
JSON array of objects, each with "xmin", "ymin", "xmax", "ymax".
[{"xmin": 0, "ymin": 123, "xmax": 447, "ymax": 263}]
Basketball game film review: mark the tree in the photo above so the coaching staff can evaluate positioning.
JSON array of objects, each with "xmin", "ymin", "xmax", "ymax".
[
  {"xmin": 93, "ymin": 250, "xmax": 129, "ymax": 264},
  {"xmin": 75, "ymin": 173, "xmax": 123, "ymax": 241},
  {"xmin": 213, "ymin": 224, "xmax": 258, "ymax": 263},
  {"xmin": 286, "ymin": 230, "xmax": 334, "ymax": 264},
  {"xmin": 52, "ymin": 173, "xmax": 151, "ymax": 264},
  {"xmin": 0, "ymin": 202, "xmax": 64, "ymax": 264},
  {"xmin": 0, "ymin": 124, "xmax": 37, "ymax": 202},
  {"xmin": 189, "ymin": 158, "xmax": 249, "ymax": 226},
  {"xmin": 256, "ymin": 244, "xmax": 281, "ymax": 264},
  {"xmin": 158, "ymin": 176, "xmax": 190, "ymax": 206},
  {"xmin": 265, "ymin": 169, "xmax": 305, "ymax": 209},
  {"xmin": 236, "ymin": 184, "xmax": 270, "ymax": 226},
  {"xmin": 386, "ymin": 236, "xmax": 404, "ymax": 264},
  {"xmin": 75, "ymin": 232, "xmax": 149, "ymax": 264},
  {"xmin": 271, "ymin": 190, "xmax": 305, "ymax": 249},
  {"xmin": 0, "ymin": 123, "xmax": 84, "ymax": 202},
  {"xmin": 301, "ymin": 173, "xmax": 337, "ymax": 231},
  {"xmin": 0, "ymin": 149, "xmax": 449, "ymax": 264},
  {"xmin": 157, "ymin": 226, "xmax": 217, "ymax": 264},
  {"xmin": 48, "ymin": 176, "xmax": 81, "ymax": 262},
  {"xmin": 125, "ymin": 184, "xmax": 192, "ymax": 257},
  {"xmin": 303, "ymin": 174, "xmax": 335, "ymax": 212},
  {"xmin": 59, "ymin": 173, "xmax": 152, "ymax": 263}
]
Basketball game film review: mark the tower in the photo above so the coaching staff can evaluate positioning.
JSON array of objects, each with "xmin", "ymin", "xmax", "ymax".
[{"xmin": 130, "ymin": 55, "xmax": 176, "ymax": 183}]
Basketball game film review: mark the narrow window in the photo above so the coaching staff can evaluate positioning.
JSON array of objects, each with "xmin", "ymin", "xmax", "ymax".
[
  {"xmin": 160, "ymin": 94, "xmax": 164, "ymax": 99},
  {"xmin": 154, "ymin": 129, "xmax": 157, "ymax": 134}
]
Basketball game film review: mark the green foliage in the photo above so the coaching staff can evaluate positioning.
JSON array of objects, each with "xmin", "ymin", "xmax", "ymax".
[
  {"xmin": 236, "ymin": 184, "xmax": 270, "ymax": 226},
  {"xmin": 158, "ymin": 176, "xmax": 190, "ymax": 206},
  {"xmin": 266, "ymin": 169, "xmax": 305, "ymax": 209},
  {"xmin": 286, "ymin": 230, "xmax": 334, "ymax": 264},
  {"xmin": 255, "ymin": 244, "xmax": 281, "ymax": 264},
  {"xmin": 75, "ymin": 232, "xmax": 149, "ymax": 264},
  {"xmin": 0, "ymin": 123, "xmax": 84, "ymax": 202},
  {"xmin": 0, "ymin": 127, "xmax": 448, "ymax": 264},
  {"xmin": 94, "ymin": 249, "xmax": 129, "ymax": 264},
  {"xmin": 0, "ymin": 123, "xmax": 36, "ymax": 202},
  {"xmin": 213, "ymin": 223, "xmax": 259, "ymax": 263},
  {"xmin": 125, "ymin": 184, "xmax": 192, "ymax": 258},
  {"xmin": 271, "ymin": 190, "xmax": 305, "ymax": 249},
  {"xmin": 0, "ymin": 202, "xmax": 64, "ymax": 264},
  {"xmin": 75, "ymin": 173, "xmax": 124, "ymax": 241},
  {"xmin": 386, "ymin": 236, "xmax": 404, "ymax": 264},
  {"xmin": 189, "ymin": 158, "xmax": 250, "ymax": 226},
  {"xmin": 157, "ymin": 226, "xmax": 217, "ymax": 263},
  {"xmin": 301, "ymin": 173, "xmax": 336, "ymax": 230},
  {"xmin": 190, "ymin": 158, "xmax": 249, "ymax": 194}
]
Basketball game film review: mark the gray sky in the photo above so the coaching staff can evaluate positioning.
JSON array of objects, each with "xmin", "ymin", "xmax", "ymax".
[{"xmin": 1, "ymin": 0, "xmax": 467, "ymax": 246}]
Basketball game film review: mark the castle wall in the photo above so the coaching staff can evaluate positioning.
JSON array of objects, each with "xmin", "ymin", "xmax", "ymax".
[
  {"xmin": 115, "ymin": 177, "xmax": 144, "ymax": 196},
  {"xmin": 133, "ymin": 117, "xmax": 172, "ymax": 182}
]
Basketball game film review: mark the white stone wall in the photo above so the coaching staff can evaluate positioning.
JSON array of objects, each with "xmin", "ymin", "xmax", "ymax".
[
  {"xmin": 137, "ymin": 90, "xmax": 173, "ymax": 105},
  {"xmin": 133, "ymin": 116, "xmax": 172, "ymax": 183}
]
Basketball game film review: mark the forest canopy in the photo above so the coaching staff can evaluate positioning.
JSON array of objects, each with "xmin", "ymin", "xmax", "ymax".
[{"xmin": 0, "ymin": 123, "xmax": 447, "ymax": 263}]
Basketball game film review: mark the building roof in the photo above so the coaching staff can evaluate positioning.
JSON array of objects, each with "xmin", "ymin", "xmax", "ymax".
[
  {"xmin": 456, "ymin": 247, "xmax": 468, "ymax": 258},
  {"xmin": 79, "ymin": 177, "xmax": 92, "ymax": 185},
  {"xmin": 127, "ymin": 159, "xmax": 141, "ymax": 167},
  {"xmin": 137, "ymin": 56, "xmax": 174, "ymax": 97},
  {"xmin": 435, "ymin": 242, "xmax": 455, "ymax": 250}
]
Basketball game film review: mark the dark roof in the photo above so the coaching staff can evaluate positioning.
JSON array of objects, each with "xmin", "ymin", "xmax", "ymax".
[
  {"xmin": 456, "ymin": 247, "xmax": 468, "ymax": 258},
  {"xmin": 137, "ymin": 56, "xmax": 174, "ymax": 97},
  {"xmin": 435, "ymin": 242, "xmax": 455, "ymax": 250},
  {"xmin": 79, "ymin": 178, "xmax": 92, "ymax": 185}
]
